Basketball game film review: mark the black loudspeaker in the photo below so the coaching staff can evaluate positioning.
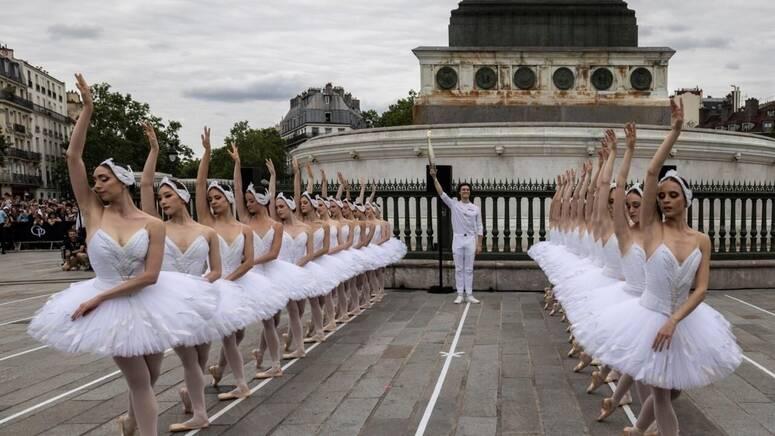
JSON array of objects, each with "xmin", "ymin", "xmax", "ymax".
[
  {"xmin": 659, "ymin": 165, "xmax": 677, "ymax": 180},
  {"xmin": 427, "ymin": 165, "xmax": 452, "ymax": 194}
]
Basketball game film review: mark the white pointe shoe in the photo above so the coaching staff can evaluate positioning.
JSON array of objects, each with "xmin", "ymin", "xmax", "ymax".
[
  {"xmin": 453, "ymin": 295, "xmax": 464, "ymax": 304},
  {"xmin": 466, "ymin": 296, "xmax": 480, "ymax": 304}
]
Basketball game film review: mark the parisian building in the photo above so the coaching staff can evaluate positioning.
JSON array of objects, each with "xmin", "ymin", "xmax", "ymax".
[{"xmin": 0, "ymin": 46, "xmax": 72, "ymax": 198}]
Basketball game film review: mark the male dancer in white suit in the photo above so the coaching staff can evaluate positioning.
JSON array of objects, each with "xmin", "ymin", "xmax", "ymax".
[{"xmin": 429, "ymin": 165, "xmax": 483, "ymax": 304}]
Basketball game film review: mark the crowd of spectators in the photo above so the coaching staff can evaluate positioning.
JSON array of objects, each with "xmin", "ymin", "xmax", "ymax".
[{"xmin": 1, "ymin": 193, "xmax": 89, "ymax": 269}]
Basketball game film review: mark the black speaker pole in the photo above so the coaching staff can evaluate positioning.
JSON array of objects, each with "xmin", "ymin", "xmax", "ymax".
[{"xmin": 437, "ymin": 196, "xmax": 444, "ymax": 289}]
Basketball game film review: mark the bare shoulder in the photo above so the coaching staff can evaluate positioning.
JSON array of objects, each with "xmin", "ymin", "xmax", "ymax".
[
  {"xmin": 694, "ymin": 231, "xmax": 711, "ymax": 250},
  {"xmin": 272, "ymin": 221, "xmax": 283, "ymax": 233},
  {"xmin": 143, "ymin": 216, "xmax": 165, "ymax": 233}
]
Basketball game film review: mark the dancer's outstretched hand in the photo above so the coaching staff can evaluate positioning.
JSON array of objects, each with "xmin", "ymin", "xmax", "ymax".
[
  {"xmin": 74, "ymin": 73, "xmax": 93, "ymax": 108},
  {"xmin": 670, "ymin": 97, "xmax": 685, "ymax": 131},
  {"xmin": 142, "ymin": 122, "xmax": 159, "ymax": 151},
  {"xmin": 652, "ymin": 318, "xmax": 676, "ymax": 352},
  {"xmin": 201, "ymin": 126, "xmax": 211, "ymax": 152},
  {"xmin": 228, "ymin": 143, "xmax": 239, "ymax": 162},
  {"xmin": 266, "ymin": 159, "xmax": 276, "ymax": 176},
  {"xmin": 71, "ymin": 296, "xmax": 102, "ymax": 321},
  {"xmin": 625, "ymin": 122, "xmax": 637, "ymax": 150}
]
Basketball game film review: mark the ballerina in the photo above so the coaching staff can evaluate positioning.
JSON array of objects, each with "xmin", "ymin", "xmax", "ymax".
[
  {"xmin": 139, "ymin": 123, "xmax": 223, "ymax": 432},
  {"xmin": 195, "ymin": 127, "xmax": 286, "ymax": 402},
  {"xmin": 28, "ymin": 74, "xmax": 214, "ymax": 436},
  {"xmin": 267, "ymin": 160, "xmax": 319, "ymax": 359},
  {"xmin": 576, "ymin": 99, "xmax": 742, "ymax": 436},
  {"xmin": 230, "ymin": 150, "xmax": 315, "ymax": 377}
]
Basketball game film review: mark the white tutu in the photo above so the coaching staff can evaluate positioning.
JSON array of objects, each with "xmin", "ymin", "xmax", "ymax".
[
  {"xmin": 313, "ymin": 253, "xmax": 359, "ymax": 283},
  {"xmin": 383, "ymin": 238, "xmax": 407, "ymax": 263},
  {"xmin": 302, "ymin": 260, "xmax": 341, "ymax": 297},
  {"xmin": 572, "ymin": 299, "xmax": 742, "ymax": 390},
  {"xmin": 207, "ymin": 278, "xmax": 260, "ymax": 338},
  {"xmin": 364, "ymin": 244, "xmax": 392, "ymax": 269},
  {"xmin": 28, "ymin": 271, "xmax": 217, "ymax": 357},
  {"xmin": 253, "ymin": 260, "xmax": 317, "ymax": 301},
  {"xmin": 235, "ymin": 270, "xmax": 289, "ymax": 321}
]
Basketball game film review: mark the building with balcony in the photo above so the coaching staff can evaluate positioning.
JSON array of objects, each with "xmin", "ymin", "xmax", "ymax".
[
  {"xmin": 279, "ymin": 83, "xmax": 367, "ymax": 149},
  {"xmin": 0, "ymin": 45, "xmax": 72, "ymax": 198}
]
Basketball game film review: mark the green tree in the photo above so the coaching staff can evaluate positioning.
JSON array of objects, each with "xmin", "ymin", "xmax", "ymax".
[
  {"xmin": 361, "ymin": 109, "xmax": 380, "ymax": 128},
  {"xmin": 377, "ymin": 90, "xmax": 416, "ymax": 127},
  {"xmin": 55, "ymin": 83, "xmax": 193, "ymax": 178},
  {"xmin": 206, "ymin": 121, "xmax": 288, "ymax": 180}
]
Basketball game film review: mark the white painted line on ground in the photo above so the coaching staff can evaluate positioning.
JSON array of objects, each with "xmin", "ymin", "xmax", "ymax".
[
  {"xmin": 743, "ymin": 355, "xmax": 775, "ymax": 380},
  {"xmin": 606, "ymin": 381, "xmax": 636, "ymax": 425},
  {"xmin": 186, "ymin": 302, "xmax": 375, "ymax": 436},
  {"xmin": 415, "ymin": 302, "xmax": 471, "ymax": 436},
  {"xmin": 0, "ymin": 294, "xmax": 51, "ymax": 307},
  {"xmin": 0, "ymin": 345, "xmax": 48, "ymax": 362},
  {"xmin": 725, "ymin": 294, "xmax": 775, "ymax": 318},
  {"xmin": 0, "ymin": 316, "xmax": 34, "ymax": 327},
  {"xmin": 0, "ymin": 349, "xmax": 173, "ymax": 427}
]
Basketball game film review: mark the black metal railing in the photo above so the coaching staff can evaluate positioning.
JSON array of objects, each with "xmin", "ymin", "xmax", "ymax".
[
  {"xmin": 147, "ymin": 178, "xmax": 775, "ymax": 261},
  {"xmin": 0, "ymin": 90, "xmax": 34, "ymax": 111},
  {"xmin": 6, "ymin": 147, "xmax": 41, "ymax": 161}
]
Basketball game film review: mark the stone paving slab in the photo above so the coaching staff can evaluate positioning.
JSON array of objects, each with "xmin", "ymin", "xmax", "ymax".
[{"xmin": 0, "ymin": 253, "xmax": 774, "ymax": 436}]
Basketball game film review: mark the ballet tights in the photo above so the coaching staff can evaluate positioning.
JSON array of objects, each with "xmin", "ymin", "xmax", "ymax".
[
  {"xmin": 258, "ymin": 313, "xmax": 281, "ymax": 359},
  {"xmin": 335, "ymin": 283, "xmax": 348, "ymax": 318},
  {"xmin": 309, "ymin": 296, "xmax": 324, "ymax": 336},
  {"xmin": 174, "ymin": 346, "xmax": 209, "ymax": 425},
  {"xmin": 286, "ymin": 300, "xmax": 304, "ymax": 353},
  {"xmin": 610, "ymin": 373, "xmax": 634, "ymax": 405},
  {"xmin": 114, "ymin": 353, "xmax": 164, "ymax": 436},
  {"xmin": 323, "ymin": 293, "xmax": 336, "ymax": 324},
  {"xmin": 634, "ymin": 382, "xmax": 681, "ymax": 436},
  {"xmin": 217, "ymin": 328, "xmax": 245, "ymax": 370},
  {"xmin": 261, "ymin": 317, "xmax": 281, "ymax": 365},
  {"xmin": 220, "ymin": 332, "xmax": 250, "ymax": 395}
]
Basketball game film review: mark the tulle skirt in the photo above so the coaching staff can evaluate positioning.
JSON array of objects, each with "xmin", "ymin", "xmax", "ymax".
[
  {"xmin": 253, "ymin": 260, "xmax": 317, "ymax": 301},
  {"xmin": 571, "ymin": 299, "xmax": 743, "ymax": 390},
  {"xmin": 302, "ymin": 260, "xmax": 340, "ymax": 298},
  {"xmin": 383, "ymin": 238, "xmax": 407, "ymax": 263},
  {"xmin": 313, "ymin": 253, "xmax": 358, "ymax": 283},
  {"xmin": 207, "ymin": 278, "xmax": 262, "ymax": 339},
  {"xmin": 234, "ymin": 270, "xmax": 289, "ymax": 321},
  {"xmin": 28, "ymin": 272, "xmax": 218, "ymax": 357}
]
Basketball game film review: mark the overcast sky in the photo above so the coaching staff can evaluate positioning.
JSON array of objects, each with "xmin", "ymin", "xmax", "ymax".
[{"xmin": 4, "ymin": 0, "xmax": 773, "ymax": 153}]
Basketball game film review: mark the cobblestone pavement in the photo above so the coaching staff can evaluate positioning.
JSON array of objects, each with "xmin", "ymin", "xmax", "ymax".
[{"xmin": 0, "ymin": 252, "xmax": 773, "ymax": 435}]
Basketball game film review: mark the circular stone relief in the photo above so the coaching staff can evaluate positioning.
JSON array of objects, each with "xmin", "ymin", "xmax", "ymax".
[
  {"xmin": 552, "ymin": 67, "xmax": 575, "ymax": 90},
  {"xmin": 475, "ymin": 67, "xmax": 498, "ymax": 90},
  {"xmin": 591, "ymin": 68, "xmax": 614, "ymax": 91},
  {"xmin": 513, "ymin": 67, "xmax": 537, "ymax": 90},
  {"xmin": 436, "ymin": 67, "xmax": 458, "ymax": 90},
  {"xmin": 630, "ymin": 68, "xmax": 653, "ymax": 91}
]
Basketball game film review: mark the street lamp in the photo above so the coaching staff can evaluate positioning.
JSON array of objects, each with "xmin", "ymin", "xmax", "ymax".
[{"xmin": 167, "ymin": 147, "xmax": 179, "ymax": 163}]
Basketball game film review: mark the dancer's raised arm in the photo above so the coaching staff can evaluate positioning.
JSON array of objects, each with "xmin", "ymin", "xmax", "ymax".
[
  {"xmin": 321, "ymin": 169, "xmax": 329, "ymax": 198},
  {"xmin": 368, "ymin": 183, "xmax": 377, "ymax": 205},
  {"xmin": 229, "ymin": 144, "xmax": 250, "ymax": 222},
  {"xmin": 267, "ymin": 159, "xmax": 278, "ymax": 220},
  {"xmin": 642, "ymin": 98, "xmax": 684, "ymax": 231},
  {"xmin": 614, "ymin": 123, "xmax": 637, "ymax": 252},
  {"xmin": 140, "ymin": 122, "xmax": 160, "ymax": 217},
  {"xmin": 195, "ymin": 127, "xmax": 215, "ymax": 226},
  {"xmin": 576, "ymin": 162, "xmax": 590, "ymax": 222},
  {"xmin": 357, "ymin": 176, "xmax": 366, "ymax": 205},
  {"xmin": 335, "ymin": 172, "xmax": 346, "ymax": 200},
  {"xmin": 593, "ymin": 130, "xmax": 617, "ymax": 233},
  {"xmin": 65, "ymin": 74, "xmax": 101, "ymax": 219},
  {"xmin": 305, "ymin": 162, "xmax": 315, "ymax": 194},
  {"xmin": 293, "ymin": 158, "xmax": 302, "ymax": 218}
]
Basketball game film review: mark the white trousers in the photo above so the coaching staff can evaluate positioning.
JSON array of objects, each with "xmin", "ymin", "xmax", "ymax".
[{"xmin": 452, "ymin": 234, "xmax": 476, "ymax": 295}]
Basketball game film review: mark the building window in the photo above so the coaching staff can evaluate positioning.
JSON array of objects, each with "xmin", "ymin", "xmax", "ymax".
[
  {"xmin": 338, "ymin": 128, "xmax": 345, "ymax": 132},
  {"xmin": 325, "ymin": 112, "xmax": 332, "ymax": 123},
  {"xmin": 312, "ymin": 127, "xmax": 319, "ymax": 136},
  {"xmin": 728, "ymin": 124, "xmax": 739, "ymax": 131},
  {"xmin": 742, "ymin": 122, "xmax": 755, "ymax": 131},
  {"xmin": 324, "ymin": 95, "xmax": 331, "ymax": 105},
  {"xmin": 768, "ymin": 111, "xmax": 775, "ymax": 117},
  {"xmin": 764, "ymin": 122, "xmax": 773, "ymax": 130},
  {"xmin": 325, "ymin": 128, "xmax": 332, "ymax": 134}
]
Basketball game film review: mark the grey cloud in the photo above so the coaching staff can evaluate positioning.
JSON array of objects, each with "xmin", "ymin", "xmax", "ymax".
[
  {"xmin": 725, "ymin": 62, "xmax": 741, "ymax": 70},
  {"xmin": 47, "ymin": 24, "xmax": 103, "ymax": 40},
  {"xmin": 183, "ymin": 76, "xmax": 309, "ymax": 103},
  {"xmin": 670, "ymin": 36, "xmax": 731, "ymax": 50},
  {"xmin": 666, "ymin": 24, "xmax": 690, "ymax": 32}
]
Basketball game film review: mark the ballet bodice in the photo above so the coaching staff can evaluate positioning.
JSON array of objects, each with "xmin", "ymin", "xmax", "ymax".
[
  {"xmin": 313, "ymin": 227, "xmax": 325, "ymax": 251},
  {"xmin": 329, "ymin": 225, "xmax": 339, "ymax": 248},
  {"xmin": 253, "ymin": 228, "xmax": 275, "ymax": 258},
  {"xmin": 88, "ymin": 228, "xmax": 148, "ymax": 284},
  {"xmin": 162, "ymin": 235, "xmax": 208, "ymax": 275},
  {"xmin": 353, "ymin": 225, "xmax": 362, "ymax": 246},
  {"xmin": 592, "ymin": 239, "xmax": 605, "ymax": 268},
  {"xmin": 568, "ymin": 229, "xmax": 580, "ymax": 255},
  {"xmin": 639, "ymin": 244, "xmax": 702, "ymax": 316},
  {"xmin": 371, "ymin": 225, "xmax": 382, "ymax": 245},
  {"xmin": 219, "ymin": 233, "xmax": 245, "ymax": 276},
  {"xmin": 290, "ymin": 232, "xmax": 309, "ymax": 262},
  {"xmin": 621, "ymin": 244, "xmax": 647, "ymax": 297},
  {"xmin": 601, "ymin": 235, "xmax": 623, "ymax": 279},
  {"xmin": 278, "ymin": 231, "xmax": 296, "ymax": 262},
  {"xmin": 341, "ymin": 224, "xmax": 350, "ymax": 242}
]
